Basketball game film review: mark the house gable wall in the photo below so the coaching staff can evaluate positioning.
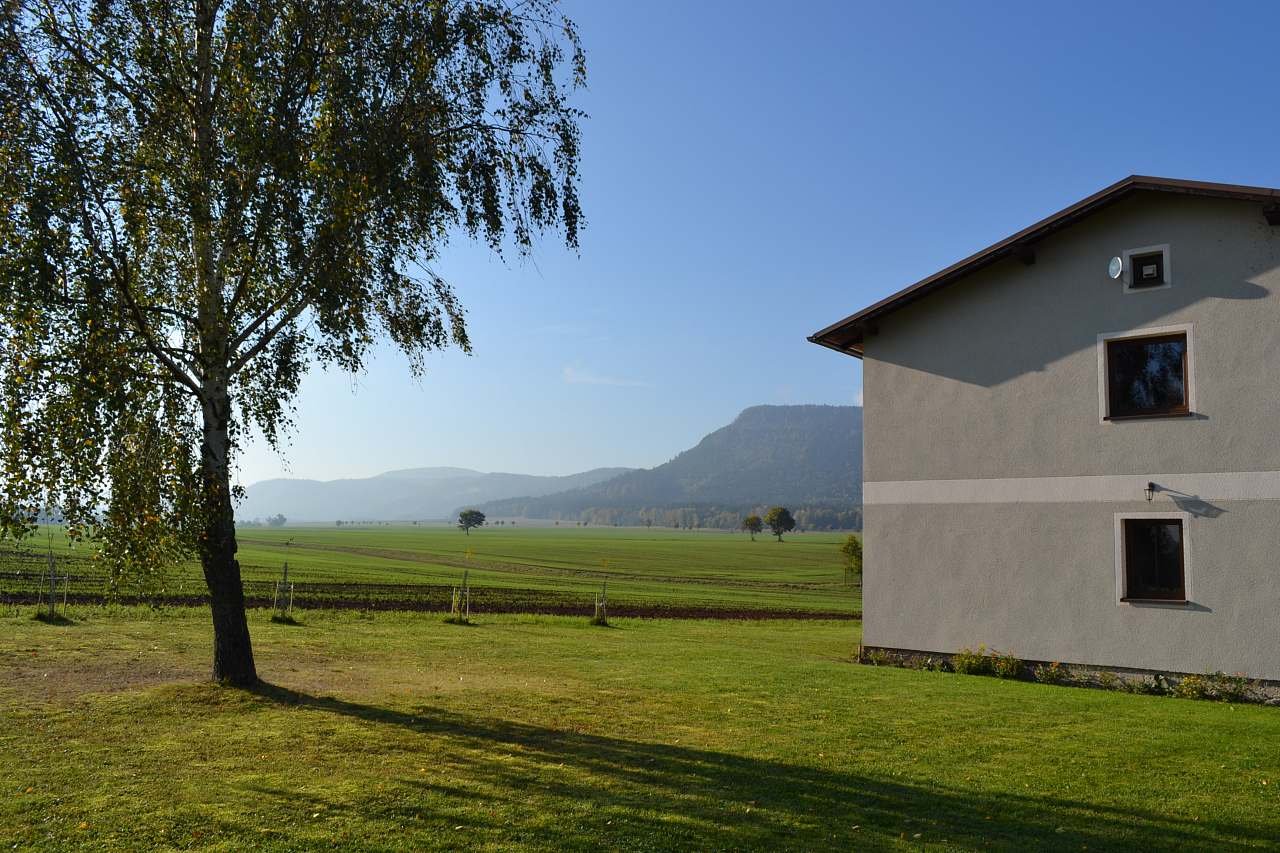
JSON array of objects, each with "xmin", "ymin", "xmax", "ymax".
[{"xmin": 860, "ymin": 192, "xmax": 1280, "ymax": 678}]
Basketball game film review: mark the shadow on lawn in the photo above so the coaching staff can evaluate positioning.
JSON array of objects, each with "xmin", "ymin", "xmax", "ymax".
[{"xmin": 244, "ymin": 682, "xmax": 1270, "ymax": 851}]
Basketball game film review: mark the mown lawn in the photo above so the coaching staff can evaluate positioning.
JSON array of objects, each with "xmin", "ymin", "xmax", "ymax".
[{"xmin": 1, "ymin": 607, "xmax": 1277, "ymax": 850}]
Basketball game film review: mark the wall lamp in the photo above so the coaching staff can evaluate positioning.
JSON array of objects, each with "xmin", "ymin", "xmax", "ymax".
[{"xmin": 1145, "ymin": 482, "xmax": 1157, "ymax": 502}]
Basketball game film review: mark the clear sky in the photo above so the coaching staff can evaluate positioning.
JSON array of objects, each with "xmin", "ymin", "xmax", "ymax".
[{"xmin": 235, "ymin": 0, "xmax": 1280, "ymax": 487}]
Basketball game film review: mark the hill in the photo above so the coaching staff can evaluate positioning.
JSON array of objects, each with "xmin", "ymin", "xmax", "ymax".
[
  {"xmin": 237, "ymin": 466, "xmax": 632, "ymax": 523},
  {"xmin": 478, "ymin": 405, "xmax": 862, "ymax": 529}
]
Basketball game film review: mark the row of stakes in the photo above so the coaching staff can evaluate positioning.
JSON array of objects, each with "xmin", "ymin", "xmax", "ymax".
[
  {"xmin": 22, "ymin": 547, "xmax": 611, "ymax": 626},
  {"xmin": 447, "ymin": 569, "xmax": 609, "ymax": 626},
  {"xmin": 262, "ymin": 557, "xmax": 611, "ymax": 626}
]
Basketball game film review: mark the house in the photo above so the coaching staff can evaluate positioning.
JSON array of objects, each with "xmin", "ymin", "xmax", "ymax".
[{"xmin": 810, "ymin": 176, "xmax": 1280, "ymax": 681}]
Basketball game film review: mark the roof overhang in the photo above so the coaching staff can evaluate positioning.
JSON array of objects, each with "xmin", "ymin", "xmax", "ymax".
[{"xmin": 808, "ymin": 175, "xmax": 1280, "ymax": 358}]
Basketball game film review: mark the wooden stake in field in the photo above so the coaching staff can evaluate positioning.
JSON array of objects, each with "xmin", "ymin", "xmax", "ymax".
[
  {"xmin": 272, "ymin": 561, "xmax": 295, "ymax": 623},
  {"xmin": 591, "ymin": 581, "xmax": 608, "ymax": 626},
  {"xmin": 447, "ymin": 569, "xmax": 471, "ymax": 625},
  {"xmin": 46, "ymin": 549, "xmax": 56, "ymax": 620},
  {"xmin": 37, "ymin": 544, "xmax": 68, "ymax": 622}
]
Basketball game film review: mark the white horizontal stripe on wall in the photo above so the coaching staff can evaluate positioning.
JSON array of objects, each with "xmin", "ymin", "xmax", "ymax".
[{"xmin": 864, "ymin": 471, "xmax": 1280, "ymax": 505}]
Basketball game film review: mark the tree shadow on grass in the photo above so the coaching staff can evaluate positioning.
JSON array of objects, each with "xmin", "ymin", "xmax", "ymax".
[
  {"xmin": 31, "ymin": 612, "xmax": 77, "ymax": 626},
  {"xmin": 247, "ymin": 682, "xmax": 1272, "ymax": 851}
]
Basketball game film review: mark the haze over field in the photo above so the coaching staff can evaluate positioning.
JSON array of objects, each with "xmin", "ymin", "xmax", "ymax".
[
  {"xmin": 238, "ymin": 404, "xmax": 862, "ymax": 526},
  {"xmin": 236, "ymin": 467, "xmax": 631, "ymax": 523}
]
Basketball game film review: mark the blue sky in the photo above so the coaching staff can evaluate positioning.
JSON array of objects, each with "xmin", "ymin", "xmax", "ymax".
[{"xmin": 235, "ymin": 0, "xmax": 1280, "ymax": 486}]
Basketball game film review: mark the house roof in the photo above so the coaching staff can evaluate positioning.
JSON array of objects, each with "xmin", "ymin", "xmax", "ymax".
[{"xmin": 808, "ymin": 175, "xmax": 1280, "ymax": 358}]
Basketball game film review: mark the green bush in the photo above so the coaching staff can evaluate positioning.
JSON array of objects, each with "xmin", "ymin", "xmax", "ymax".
[
  {"xmin": 1095, "ymin": 670, "xmax": 1121, "ymax": 691},
  {"xmin": 1207, "ymin": 672, "xmax": 1253, "ymax": 703},
  {"xmin": 1174, "ymin": 672, "xmax": 1254, "ymax": 702},
  {"xmin": 952, "ymin": 645, "xmax": 994, "ymax": 676},
  {"xmin": 1033, "ymin": 661, "xmax": 1068, "ymax": 685},
  {"xmin": 1173, "ymin": 674, "xmax": 1211, "ymax": 700},
  {"xmin": 862, "ymin": 648, "xmax": 894, "ymax": 667},
  {"xmin": 1126, "ymin": 675, "xmax": 1171, "ymax": 696},
  {"xmin": 991, "ymin": 651, "xmax": 1023, "ymax": 679}
]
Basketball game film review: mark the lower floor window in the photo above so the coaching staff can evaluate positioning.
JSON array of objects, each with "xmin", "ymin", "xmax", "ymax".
[{"xmin": 1122, "ymin": 518, "xmax": 1186, "ymax": 601}]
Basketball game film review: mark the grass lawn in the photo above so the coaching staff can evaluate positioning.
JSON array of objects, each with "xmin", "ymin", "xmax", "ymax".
[
  {"xmin": 1, "ymin": 607, "xmax": 1277, "ymax": 850},
  {"xmin": 7, "ymin": 525, "xmax": 860, "ymax": 614}
]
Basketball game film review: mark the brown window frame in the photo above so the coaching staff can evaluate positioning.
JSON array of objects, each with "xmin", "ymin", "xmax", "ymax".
[
  {"xmin": 1104, "ymin": 332, "xmax": 1190, "ymax": 420},
  {"xmin": 1120, "ymin": 517, "xmax": 1187, "ymax": 603}
]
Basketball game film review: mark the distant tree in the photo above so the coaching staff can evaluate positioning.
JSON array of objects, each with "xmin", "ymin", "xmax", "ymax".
[
  {"xmin": 764, "ymin": 507, "xmax": 795, "ymax": 542},
  {"xmin": 457, "ymin": 510, "xmax": 486, "ymax": 535},
  {"xmin": 840, "ymin": 533, "xmax": 863, "ymax": 584},
  {"xmin": 743, "ymin": 515, "xmax": 763, "ymax": 541},
  {"xmin": 645, "ymin": 518, "xmax": 653, "ymax": 528},
  {"xmin": 267, "ymin": 514, "xmax": 287, "ymax": 528}
]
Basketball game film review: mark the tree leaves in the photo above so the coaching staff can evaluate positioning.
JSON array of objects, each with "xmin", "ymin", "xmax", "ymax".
[{"xmin": 0, "ymin": 0, "xmax": 586, "ymax": 584}]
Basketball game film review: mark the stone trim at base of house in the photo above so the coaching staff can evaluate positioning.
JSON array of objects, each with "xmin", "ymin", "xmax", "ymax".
[{"xmin": 857, "ymin": 645, "xmax": 1280, "ymax": 704}]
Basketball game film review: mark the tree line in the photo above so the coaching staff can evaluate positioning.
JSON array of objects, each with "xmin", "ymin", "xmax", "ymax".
[{"xmin": 521, "ymin": 503, "xmax": 861, "ymax": 531}]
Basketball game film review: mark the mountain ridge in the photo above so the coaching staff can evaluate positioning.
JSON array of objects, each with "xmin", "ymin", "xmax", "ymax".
[
  {"xmin": 237, "ymin": 466, "xmax": 632, "ymax": 522},
  {"xmin": 476, "ymin": 404, "xmax": 862, "ymax": 529}
]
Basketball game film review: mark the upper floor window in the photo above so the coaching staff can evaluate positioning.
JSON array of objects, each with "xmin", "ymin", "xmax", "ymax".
[
  {"xmin": 1104, "ymin": 331, "xmax": 1189, "ymax": 419},
  {"xmin": 1122, "ymin": 244, "xmax": 1172, "ymax": 293}
]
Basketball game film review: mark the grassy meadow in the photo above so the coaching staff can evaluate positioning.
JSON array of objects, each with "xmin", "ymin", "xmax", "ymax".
[
  {"xmin": 2, "ymin": 607, "xmax": 1279, "ymax": 850},
  {"xmin": 6, "ymin": 525, "xmax": 861, "ymax": 615}
]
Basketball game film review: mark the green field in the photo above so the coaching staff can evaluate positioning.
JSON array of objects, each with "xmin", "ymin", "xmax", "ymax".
[
  {"xmin": 2, "ymin": 607, "xmax": 1278, "ymax": 850},
  {"xmin": 5, "ymin": 526, "xmax": 861, "ymax": 615}
]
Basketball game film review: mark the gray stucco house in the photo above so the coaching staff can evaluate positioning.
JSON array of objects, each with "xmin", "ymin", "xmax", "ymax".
[{"xmin": 811, "ymin": 176, "xmax": 1280, "ymax": 681}]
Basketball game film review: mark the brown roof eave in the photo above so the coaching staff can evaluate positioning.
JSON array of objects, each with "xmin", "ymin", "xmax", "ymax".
[{"xmin": 808, "ymin": 175, "xmax": 1280, "ymax": 356}]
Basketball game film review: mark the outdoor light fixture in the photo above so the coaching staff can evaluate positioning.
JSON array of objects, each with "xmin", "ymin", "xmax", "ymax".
[{"xmin": 1145, "ymin": 482, "xmax": 1157, "ymax": 502}]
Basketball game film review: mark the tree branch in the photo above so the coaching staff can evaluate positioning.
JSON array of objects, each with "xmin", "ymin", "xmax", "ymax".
[{"xmin": 229, "ymin": 297, "xmax": 308, "ymax": 374}]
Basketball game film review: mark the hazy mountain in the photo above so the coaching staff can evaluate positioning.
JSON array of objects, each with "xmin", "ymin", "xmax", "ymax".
[
  {"xmin": 237, "ymin": 466, "xmax": 633, "ymax": 522},
  {"xmin": 478, "ymin": 405, "xmax": 862, "ymax": 527}
]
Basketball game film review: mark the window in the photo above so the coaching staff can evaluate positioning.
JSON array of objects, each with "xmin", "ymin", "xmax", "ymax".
[
  {"xmin": 1104, "ymin": 332, "xmax": 1189, "ymax": 418},
  {"xmin": 1122, "ymin": 244, "xmax": 1172, "ymax": 293},
  {"xmin": 1121, "ymin": 518, "xmax": 1186, "ymax": 602},
  {"xmin": 1129, "ymin": 251, "xmax": 1165, "ymax": 288}
]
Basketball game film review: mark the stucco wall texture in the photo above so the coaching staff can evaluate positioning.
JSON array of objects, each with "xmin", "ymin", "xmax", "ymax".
[{"xmin": 860, "ymin": 192, "xmax": 1280, "ymax": 679}]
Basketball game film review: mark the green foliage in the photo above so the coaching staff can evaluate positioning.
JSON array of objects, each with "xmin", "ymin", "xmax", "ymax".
[
  {"xmin": 991, "ymin": 651, "xmax": 1024, "ymax": 680},
  {"xmin": 1173, "ymin": 672, "xmax": 1254, "ymax": 703},
  {"xmin": 742, "ymin": 515, "xmax": 763, "ymax": 540},
  {"xmin": 763, "ymin": 507, "xmax": 796, "ymax": 542},
  {"xmin": 1033, "ymin": 661, "xmax": 1068, "ymax": 685},
  {"xmin": 952, "ymin": 645, "xmax": 994, "ymax": 676},
  {"xmin": 1125, "ymin": 675, "xmax": 1172, "ymax": 696},
  {"xmin": 0, "ymin": 0, "xmax": 586, "ymax": 676},
  {"xmin": 1172, "ymin": 674, "xmax": 1211, "ymax": 700},
  {"xmin": 1209, "ymin": 672, "xmax": 1254, "ymax": 703},
  {"xmin": 1095, "ymin": 670, "xmax": 1121, "ymax": 691},
  {"xmin": 862, "ymin": 648, "xmax": 894, "ymax": 666},
  {"xmin": 457, "ymin": 510, "xmax": 486, "ymax": 535},
  {"xmin": 839, "ymin": 533, "xmax": 862, "ymax": 583},
  {"xmin": 951, "ymin": 645, "xmax": 1023, "ymax": 678}
]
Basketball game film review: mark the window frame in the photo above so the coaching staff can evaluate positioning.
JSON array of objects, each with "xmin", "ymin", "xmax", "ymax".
[
  {"xmin": 1121, "ymin": 243, "xmax": 1172, "ymax": 293},
  {"xmin": 1096, "ymin": 323, "xmax": 1195, "ymax": 423},
  {"xmin": 1114, "ymin": 511, "xmax": 1192, "ymax": 606}
]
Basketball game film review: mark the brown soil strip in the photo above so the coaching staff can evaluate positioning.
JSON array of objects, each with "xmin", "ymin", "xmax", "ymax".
[{"xmin": 3, "ymin": 589, "xmax": 858, "ymax": 621}]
